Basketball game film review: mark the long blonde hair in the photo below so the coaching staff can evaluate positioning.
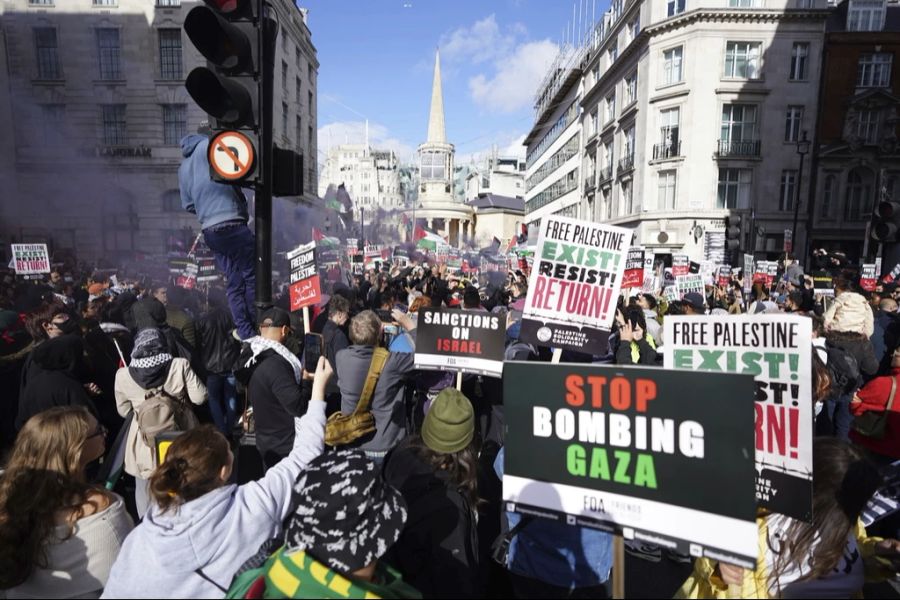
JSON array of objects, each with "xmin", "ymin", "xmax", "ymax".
[{"xmin": 0, "ymin": 407, "xmax": 100, "ymax": 589}]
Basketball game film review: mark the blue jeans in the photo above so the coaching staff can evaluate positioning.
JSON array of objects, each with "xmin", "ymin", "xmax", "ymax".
[
  {"xmin": 203, "ymin": 224, "xmax": 257, "ymax": 340},
  {"xmin": 826, "ymin": 393, "xmax": 853, "ymax": 440},
  {"xmin": 207, "ymin": 373, "xmax": 237, "ymax": 436}
]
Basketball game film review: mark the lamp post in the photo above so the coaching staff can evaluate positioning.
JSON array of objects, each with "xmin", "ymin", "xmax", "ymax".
[{"xmin": 791, "ymin": 130, "xmax": 810, "ymax": 257}]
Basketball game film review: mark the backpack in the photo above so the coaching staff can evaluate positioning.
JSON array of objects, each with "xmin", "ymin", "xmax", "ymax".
[
  {"xmin": 825, "ymin": 344, "xmax": 861, "ymax": 395},
  {"xmin": 134, "ymin": 386, "xmax": 199, "ymax": 448}
]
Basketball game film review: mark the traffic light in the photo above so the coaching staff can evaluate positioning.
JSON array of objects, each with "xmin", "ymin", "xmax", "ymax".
[
  {"xmin": 185, "ymin": 1, "xmax": 258, "ymax": 130},
  {"xmin": 184, "ymin": 0, "xmax": 268, "ymax": 185},
  {"xmin": 725, "ymin": 214, "xmax": 742, "ymax": 252},
  {"xmin": 872, "ymin": 200, "xmax": 900, "ymax": 243}
]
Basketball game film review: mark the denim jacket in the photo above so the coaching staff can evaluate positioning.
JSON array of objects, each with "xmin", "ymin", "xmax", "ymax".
[
  {"xmin": 494, "ymin": 447, "xmax": 613, "ymax": 589},
  {"xmin": 178, "ymin": 134, "xmax": 249, "ymax": 229}
]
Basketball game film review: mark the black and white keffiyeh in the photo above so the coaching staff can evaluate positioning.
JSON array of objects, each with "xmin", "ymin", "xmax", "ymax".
[
  {"xmin": 129, "ymin": 328, "xmax": 174, "ymax": 389},
  {"xmin": 286, "ymin": 450, "xmax": 407, "ymax": 574},
  {"xmin": 244, "ymin": 335, "xmax": 303, "ymax": 384}
]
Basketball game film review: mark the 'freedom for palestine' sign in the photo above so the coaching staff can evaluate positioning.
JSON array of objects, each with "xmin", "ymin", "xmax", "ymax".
[{"xmin": 520, "ymin": 216, "xmax": 629, "ymax": 355}]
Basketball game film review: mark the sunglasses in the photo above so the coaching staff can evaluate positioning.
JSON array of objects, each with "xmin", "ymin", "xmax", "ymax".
[{"xmin": 87, "ymin": 423, "xmax": 108, "ymax": 440}]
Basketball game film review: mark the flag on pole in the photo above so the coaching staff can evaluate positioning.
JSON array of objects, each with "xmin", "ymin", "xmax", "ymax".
[
  {"xmin": 415, "ymin": 226, "xmax": 445, "ymax": 251},
  {"xmin": 312, "ymin": 227, "xmax": 340, "ymax": 247}
]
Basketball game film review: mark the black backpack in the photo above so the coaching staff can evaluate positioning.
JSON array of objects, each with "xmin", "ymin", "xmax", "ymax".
[{"xmin": 825, "ymin": 344, "xmax": 861, "ymax": 395}]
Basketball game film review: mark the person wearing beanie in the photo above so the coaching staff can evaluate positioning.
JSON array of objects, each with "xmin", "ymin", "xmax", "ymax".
[{"xmin": 382, "ymin": 388, "xmax": 482, "ymax": 598}]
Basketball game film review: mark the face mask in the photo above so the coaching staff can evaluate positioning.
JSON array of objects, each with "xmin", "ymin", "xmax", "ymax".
[{"xmin": 54, "ymin": 319, "xmax": 79, "ymax": 335}]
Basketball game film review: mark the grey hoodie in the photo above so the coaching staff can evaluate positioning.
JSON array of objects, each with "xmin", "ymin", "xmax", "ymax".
[
  {"xmin": 101, "ymin": 401, "xmax": 325, "ymax": 599},
  {"xmin": 178, "ymin": 134, "xmax": 249, "ymax": 230}
]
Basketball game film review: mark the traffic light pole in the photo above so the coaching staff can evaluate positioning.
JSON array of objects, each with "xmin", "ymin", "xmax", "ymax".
[{"xmin": 255, "ymin": 6, "xmax": 278, "ymax": 313}]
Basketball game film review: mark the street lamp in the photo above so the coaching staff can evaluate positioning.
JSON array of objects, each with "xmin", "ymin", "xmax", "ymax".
[{"xmin": 791, "ymin": 130, "xmax": 810, "ymax": 258}]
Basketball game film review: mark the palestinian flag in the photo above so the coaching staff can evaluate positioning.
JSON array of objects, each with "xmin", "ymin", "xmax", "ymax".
[
  {"xmin": 312, "ymin": 227, "xmax": 340, "ymax": 247},
  {"xmin": 415, "ymin": 226, "xmax": 445, "ymax": 251}
]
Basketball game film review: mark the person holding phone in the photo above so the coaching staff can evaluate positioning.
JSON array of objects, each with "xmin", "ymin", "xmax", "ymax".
[{"xmin": 236, "ymin": 308, "xmax": 313, "ymax": 470}]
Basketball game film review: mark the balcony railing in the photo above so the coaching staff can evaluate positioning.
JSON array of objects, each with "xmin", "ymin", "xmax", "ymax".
[
  {"xmin": 653, "ymin": 141, "xmax": 682, "ymax": 160},
  {"xmin": 598, "ymin": 164, "xmax": 613, "ymax": 183},
  {"xmin": 717, "ymin": 139, "xmax": 761, "ymax": 158},
  {"xmin": 618, "ymin": 154, "xmax": 635, "ymax": 172}
]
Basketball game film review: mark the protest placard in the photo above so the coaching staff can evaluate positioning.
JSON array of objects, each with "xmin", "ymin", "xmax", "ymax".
[
  {"xmin": 753, "ymin": 261, "xmax": 769, "ymax": 285},
  {"xmin": 664, "ymin": 286, "xmax": 679, "ymax": 303},
  {"xmin": 766, "ymin": 261, "xmax": 779, "ymax": 286},
  {"xmin": 11, "ymin": 244, "xmax": 50, "ymax": 275},
  {"xmin": 287, "ymin": 241, "xmax": 321, "ymax": 311},
  {"xmin": 643, "ymin": 251, "xmax": 655, "ymax": 284},
  {"xmin": 812, "ymin": 270, "xmax": 835, "ymax": 296},
  {"xmin": 672, "ymin": 254, "xmax": 690, "ymax": 277},
  {"xmin": 176, "ymin": 262, "xmax": 198, "ymax": 289},
  {"xmin": 743, "ymin": 255, "xmax": 754, "ymax": 295},
  {"xmin": 884, "ymin": 263, "xmax": 900, "ymax": 284},
  {"xmin": 717, "ymin": 265, "xmax": 732, "ymax": 287},
  {"xmin": 503, "ymin": 362, "xmax": 758, "ymax": 566},
  {"xmin": 860, "ymin": 264, "xmax": 877, "ymax": 292},
  {"xmin": 623, "ymin": 247, "xmax": 644, "ymax": 289},
  {"xmin": 414, "ymin": 307, "xmax": 506, "ymax": 377},
  {"xmin": 675, "ymin": 274, "xmax": 704, "ymax": 299},
  {"xmin": 197, "ymin": 256, "xmax": 218, "ymax": 282},
  {"xmin": 520, "ymin": 216, "xmax": 628, "ymax": 354},
  {"xmin": 664, "ymin": 314, "xmax": 813, "ymax": 520}
]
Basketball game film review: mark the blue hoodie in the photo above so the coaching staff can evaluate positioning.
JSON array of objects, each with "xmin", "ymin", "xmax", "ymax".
[
  {"xmin": 178, "ymin": 134, "xmax": 249, "ymax": 230},
  {"xmin": 101, "ymin": 401, "xmax": 326, "ymax": 599}
]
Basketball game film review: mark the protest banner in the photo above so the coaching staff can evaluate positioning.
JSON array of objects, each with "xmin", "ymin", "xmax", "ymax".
[
  {"xmin": 860, "ymin": 264, "xmax": 878, "ymax": 292},
  {"xmin": 622, "ymin": 247, "xmax": 645, "ymax": 289},
  {"xmin": 642, "ymin": 275, "xmax": 659, "ymax": 294},
  {"xmin": 672, "ymin": 255, "xmax": 690, "ymax": 277},
  {"xmin": 643, "ymin": 252, "xmax": 655, "ymax": 284},
  {"xmin": 812, "ymin": 270, "xmax": 835, "ymax": 296},
  {"xmin": 287, "ymin": 241, "xmax": 321, "ymax": 311},
  {"xmin": 197, "ymin": 256, "xmax": 218, "ymax": 282},
  {"xmin": 414, "ymin": 307, "xmax": 506, "ymax": 377},
  {"xmin": 351, "ymin": 254, "xmax": 363, "ymax": 275},
  {"xmin": 503, "ymin": 361, "xmax": 758, "ymax": 567},
  {"xmin": 664, "ymin": 314, "xmax": 813, "ymax": 520},
  {"xmin": 520, "ymin": 216, "xmax": 628, "ymax": 355},
  {"xmin": 11, "ymin": 244, "xmax": 50, "ymax": 275},
  {"xmin": 766, "ymin": 261, "xmax": 779, "ymax": 286},
  {"xmin": 717, "ymin": 265, "xmax": 732, "ymax": 288},
  {"xmin": 664, "ymin": 286, "xmax": 679, "ymax": 303},
  {"xmin": 884, "ymin": 263, "xmax": 900, "ymax": 284},
  {"xmin": 176, "ymin": 262, "xmax": 198, "ymax": 289},
  {"xmin": 675, "ymin": 274, "xmax": 704, "ymax": 300},
  {"xmin": 743, "ymin": 254, "xmax": 754, "ymax": 296},
  {"xmin": 753, "ymin": 261, "xmax": 769, "ymax": 285},
  {"xmin": 783, "ymin": 229, "xmax": 793, "ymax": 253}
]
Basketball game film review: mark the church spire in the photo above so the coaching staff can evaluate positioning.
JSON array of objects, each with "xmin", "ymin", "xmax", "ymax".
[{"xmin": 426, "ymin": 48, "xmax": 446, "ymax": 144}]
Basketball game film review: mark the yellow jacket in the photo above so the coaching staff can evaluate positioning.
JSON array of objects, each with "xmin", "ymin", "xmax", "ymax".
[{"xmin": 676, "ymin": 517, "xmax": 886, "ymax": 599}]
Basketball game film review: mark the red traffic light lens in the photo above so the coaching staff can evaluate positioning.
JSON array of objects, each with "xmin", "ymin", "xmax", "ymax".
[{"xmin": 207, "ymin": 0, "xmax": 244, "ymax": 13}]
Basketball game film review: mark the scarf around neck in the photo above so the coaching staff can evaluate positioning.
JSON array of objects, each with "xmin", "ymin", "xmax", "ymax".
[{"xmin": 245, "ymin": 336, "xmax": 302, "ymax": 384}]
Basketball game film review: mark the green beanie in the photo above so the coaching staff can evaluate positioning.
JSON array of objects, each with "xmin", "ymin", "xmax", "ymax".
[{"xmin": 422, "ymin": 388, "xmax": 474, "ymax": 454}]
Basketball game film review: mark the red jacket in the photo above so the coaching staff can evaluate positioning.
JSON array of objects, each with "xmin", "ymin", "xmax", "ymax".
[{"xmin": 850, "ymin": 367, "xmax": 900, "ymax": 458}]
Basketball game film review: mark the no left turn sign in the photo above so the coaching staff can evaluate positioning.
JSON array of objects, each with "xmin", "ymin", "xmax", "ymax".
[{"xmin": 208, "ymin": 131, "xmax": 256, "ymax": 181}]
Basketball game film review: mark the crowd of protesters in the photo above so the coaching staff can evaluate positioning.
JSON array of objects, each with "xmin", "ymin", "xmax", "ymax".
[{"xmin": 2, "ymin": 247, "xmax": 900, "ymax": 599}]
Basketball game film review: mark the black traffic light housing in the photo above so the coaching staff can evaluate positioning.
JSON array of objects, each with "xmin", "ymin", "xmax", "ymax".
[
  {"xmin": 184, "ymin": 1, "xmax": 259, "ymax": 130},
  {"xmin": 872, "ymin": 200, "xmax": 900, "ymax": 243},
  {"xmin": 725, "ymin": 214, "xmax": 742, "ymax": 252}
]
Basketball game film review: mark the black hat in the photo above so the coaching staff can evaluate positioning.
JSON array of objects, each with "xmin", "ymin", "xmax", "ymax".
[
  {"xmin": 285, "ymin": 450, "xmax": 407, "ymax": 575},
  {"xmin": 683, "ymin": 292, "xmax": 706, "ymax": 312},
  {"xmin": 258, "ymin": 307, "xmax": 291, "ymax": 328}
]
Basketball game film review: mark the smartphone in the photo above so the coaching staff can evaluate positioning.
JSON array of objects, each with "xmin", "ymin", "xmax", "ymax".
[
  {"xmin": 303, "ymin": 333, "xmax": 323, "ymax": 372},
  {"xmin": 382, "ymin": 323, "xmax": 400, "ymax": 348}
]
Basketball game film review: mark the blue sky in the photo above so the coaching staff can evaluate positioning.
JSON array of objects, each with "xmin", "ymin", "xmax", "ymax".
[{"xmin": 303, "ymin": 0, "xmax": 606, "ymax": 169}]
